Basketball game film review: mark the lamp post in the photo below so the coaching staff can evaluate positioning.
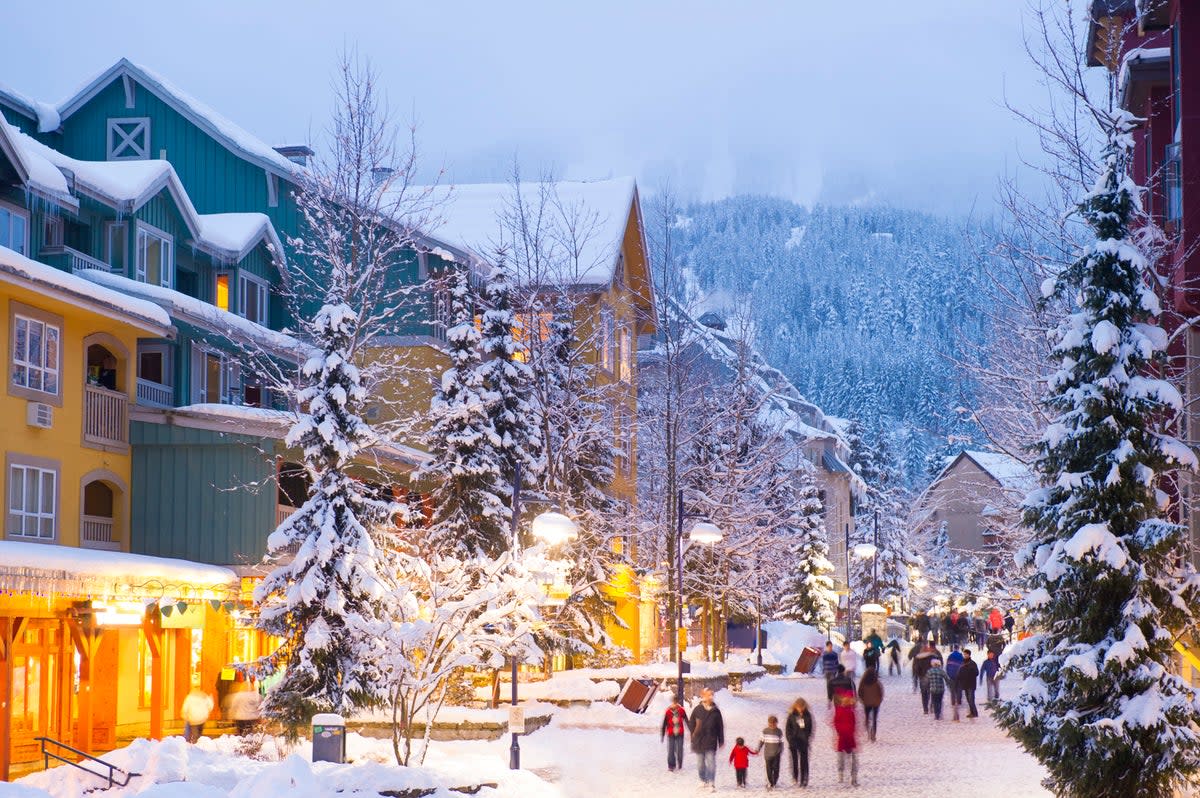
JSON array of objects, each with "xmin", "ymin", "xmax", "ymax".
[
  {"xmin": 676, "ymin": 489, "xmax": 722, "ymax": 704},
  {"xmin": 509, "ymin": 462, "xmax": 578, "ymax": 770}
]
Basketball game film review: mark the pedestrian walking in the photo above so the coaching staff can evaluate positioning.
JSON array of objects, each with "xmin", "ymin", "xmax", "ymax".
[
  {"xmin": 689, "ymin": 688, "xmax": 725, "ymax": 790},
  {"xmin": 661, "ymin": 693, "xmax": 688, "ymax": 771},
  {"xmin": 865, "ymin": 628, "xmax": 883, "ymax": 654},
  {"xmin": 821, "ymin": 641, "xmax": 840, "ymax": 703},
  {"xmin": 840, "ymin": 640, "xmax": 859, "ymax": 679},
  {"xmin": 181, "ymin": 682, "xmax": 214, "ymax": 743},
  {"xmin": 907, "ymin": 639, "xmax": 921, "ymax": 692},
  {"xmin": 862, "ymin": 641, "xmax": 881, "ymax": 674},
  {"xmin": 924, "ymin": 658, "xmax": 952, "ymax": 720},
  {"xmin": 784, "ymin": 698, "xmax": 814, "ymax": 787},
  {"xmin": 989, "ymin": 606, "xmax": 1004, "ymax": 636},
  {"xmin": 832, "ymin": 685, "xmax": 859, "ymax": 787},
  {"xmin": 915, "ymin": 611, "xmax": 931, "ymax": 642},
  {"xmin": 1004, "ymin": 611, "xmax": 1016, "ymax": 642},
  {"xmin": 945, "ymin": 645, "xmax": 964, "ymax": 721},
  {"xmin": 829, "ymin": 664, "xmax": 856, "ymax": 698},
  {"xmin": 858, "ymin": 667, "xmax": 884, "ymax": 742},
  {"xmin": 981, "ymin": 649, "xmax": 1002, "ymax": 703},
  {"xmin": 729, "ymin": 736, "xmax": 756, "ymax": 787},
  {"xmin": 886, "ymin": 637, "xmax": 902, "ymax": 676},
  {"xmin": 226, "ymin": 683, "xmax": 262, "ymax": 735},
  {"xmin": 913, "ymin": 642, "xmax": 936, "ymax": 713},
  {"xmin": 755, "ymin": 715, "xmax": 784, "ymax": 788},
  {"xmin": 958, "ymin": 649, "xmax": 980, "ymax": 718}
]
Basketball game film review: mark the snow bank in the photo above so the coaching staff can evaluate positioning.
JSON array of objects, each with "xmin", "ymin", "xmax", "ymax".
[
  {"xmin": 761, "ymin": 620, "xmax": 827, "ymax": 674},
  {"xmin": 500, "ymin": 673, "xmax": 620, "ymax": 702}
]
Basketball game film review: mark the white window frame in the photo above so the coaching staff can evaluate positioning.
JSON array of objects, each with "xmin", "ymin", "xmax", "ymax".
[
  {"xmin": 191, "ymin": 345, "xmax": 242, "ymax": 405},
  {"xmin": 0, "ymin": 201, "xmax": 29, "ymax": 257},
  {"xmin": 135, "ymin": 223, "xmax": 173, "ymax": 288},
  {"xmin": 237, "ymin": 272, "xmax": 269, "ymax": 326},
  {"xmin": 137, "ymin": 343, "xmax": 173, "ymax": 388},
  {"xmin": 43, "ymin": 216, "xmax": 64, "ymax": 248},
  {"xmin": 107, "ymin": 117, "xmax": 150, "ymax": 161},
  {"xmin": 7, "ymin": 459, "xmax": 58, "ymax": 541},
  {"xmin": 12, "ymin": 313, "xmax": 61, "ymax": 397},
  {"xmin": 105, "ymin": 221, "xmax": 128, "ymax": 273},
  {"xmin": 617, "ymin": 325, "xmax": 632, "ymax": 383}
]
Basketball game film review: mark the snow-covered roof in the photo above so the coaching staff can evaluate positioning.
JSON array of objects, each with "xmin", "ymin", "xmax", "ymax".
[
  {"xmin": 3, "ymin": 121, "xmax": 286, "ymax": 266},
  {"xmin": 962, "ymin": 450, "xmax": 1037, "ymax": 493},
  {"xmin": 0, "ymin": 244, "xmax": 171, "ymax": 332},
  {"xmin": 56, "ymin": 59, "xmax": 301, "ymax": 178},
  {"xmin": 0, "ymin": 114, "xmax": 75, "ymax": 207},
  {"xmin": 0, "ymin": 539, "xmax": 237, "ymax": 600},
  {"xmin": 0, "ymin": 81, "xmax": 60, "ymax": 132},
  {"xmin": 77, "ymin": 269, "xmax": 305, "ymax": 359},
  {"xmin": 414, "ymin": 177, "xmax": 638, "ymax": 286}
]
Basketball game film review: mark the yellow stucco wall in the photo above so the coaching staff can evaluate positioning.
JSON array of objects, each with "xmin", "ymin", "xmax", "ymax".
[{"xmin": 0, "ymin": 278, "xmax": 150, "ymax": 551}]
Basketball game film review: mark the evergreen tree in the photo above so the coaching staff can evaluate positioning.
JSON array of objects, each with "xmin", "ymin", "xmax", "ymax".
[
  {"xmin": 478, "ymin": 257, "xmax": 543, "ymax": 504},
  {"xmin": 422, "ymin": 269, "xmax": 509, "ymax": 557},
  {"xmin": 776, "ymin": 467, "xmax": 837, "ymax": 631},
  {"xmin": 994, "ymin": 111, "xmax": 1200, "ymax": 798}
]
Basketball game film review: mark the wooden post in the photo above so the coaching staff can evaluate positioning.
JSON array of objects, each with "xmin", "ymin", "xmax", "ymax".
[
  {"xmin": 142, "ymin": 612, "xmax": 164, "ymax": 740},
  {"xmin": 68, "ymin": 619, "xmax": 100, "ymax": 754},
  {"xmin": 1, "ymin": 617, "xmax": 16, "ymax": 783}
]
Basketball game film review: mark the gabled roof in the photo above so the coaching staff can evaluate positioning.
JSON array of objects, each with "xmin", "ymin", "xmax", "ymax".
[
  {"xmin": 0, "ymin": 113, "xmax": 76, "ymax": 209},
  {"xmin": 56, "ymin": 59, "xmax": 300, "ymax": 179},
  {"xmin": 0, "ymin": 82, "xmax": 60, "ymax": 132},
  {"xmin": 413, "ymin": 177, "xmax": 639, "ymax": 287},
  {"xmin": 925, "ymin": 449, "xmax": 1037, "ymax": 496},
  {"xmin": 4, "ymin": 120, "xmax": 285, "ymax": 268}
]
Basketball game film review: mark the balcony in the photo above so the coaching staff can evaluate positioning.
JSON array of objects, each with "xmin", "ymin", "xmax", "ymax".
[
  {"xmin": 136, "ymin": 378, "xmax": 173, "ymax": 408},
  {"xmin": 83, "ymin": 384, "xmax": 128, "ymax": 448},
  {"xmin": 80, "ymin": 515, "xmax": 119, "ymax": 551},
  {"xmin": 276, "ymin": 504, "xmax": 299, "ymax": 527},
  {"xmin": 40, "ymin": 245, "xmax": 114, "ymax": 275}
]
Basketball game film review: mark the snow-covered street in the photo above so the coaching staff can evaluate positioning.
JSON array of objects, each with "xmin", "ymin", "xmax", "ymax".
[{"xmin": 9, "ymin": 669, "xmax": 1051, "ymax": 798}]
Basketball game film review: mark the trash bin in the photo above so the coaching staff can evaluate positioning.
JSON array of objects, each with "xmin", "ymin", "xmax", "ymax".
[{"xmin": 311, "ymin": 713, "xmax": 345, "ymax": 763}]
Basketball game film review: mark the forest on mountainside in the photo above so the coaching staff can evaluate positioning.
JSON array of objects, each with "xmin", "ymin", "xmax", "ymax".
[{"xmin": 662, "ymin": 195, "xmax": 994, "ymax": 485}]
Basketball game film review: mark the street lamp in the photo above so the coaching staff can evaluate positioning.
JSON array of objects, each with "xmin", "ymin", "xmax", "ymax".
[
  {"xmin": 509, "ymin": 462, "xmax": 578, "ymax": 770},
  {"xmin": 675, "ymin": 490, "xmax": 723, "ymax": 704}
]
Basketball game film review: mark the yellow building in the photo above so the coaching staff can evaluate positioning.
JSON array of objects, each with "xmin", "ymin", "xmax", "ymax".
[
  {"xmin": 416, "ymin": 177, "xmax": 659, "ymax": 661},
  {"xmin": 0, "ymin": 244, "xmax": 242, "ymax": 778}
]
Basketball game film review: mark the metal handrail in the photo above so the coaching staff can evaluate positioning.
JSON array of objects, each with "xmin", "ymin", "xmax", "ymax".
[{"xmin": 34, "ymin": 736, "xmax": 140, "ymax": 789}]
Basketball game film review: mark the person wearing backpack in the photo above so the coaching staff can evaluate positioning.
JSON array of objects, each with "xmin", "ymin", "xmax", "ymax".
[
  {"xmin": 784, "ymin": 697, "xmax": 815, "ymax": 787},
  {"xmin": 924, "ymin": 658, "xmax": 952, "ymax": 720}
]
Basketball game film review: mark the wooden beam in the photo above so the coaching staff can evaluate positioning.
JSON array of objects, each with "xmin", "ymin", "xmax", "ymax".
[
  {"xmin": 1, "ymin": 618, "xmax": 14, "ymax": 782},
  {"xmin": 143, "ymin": 612, "xmax": 164, "ymax": 740},
  {"xmin": 67, "ymin": 617, "xmax": 101, "ymax": 754}
]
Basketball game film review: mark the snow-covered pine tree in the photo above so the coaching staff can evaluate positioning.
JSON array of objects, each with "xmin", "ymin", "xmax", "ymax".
[
  {"xmin": 478, "ymin": 256, "xmax": 543, "ymax": 519},
  {"xmin": 776, "ymin": 467, "xmax": 837, "ymax": 631},
  {"xmin": 994, "ymin": 111, "xmax": 1200, "ymax": 798},
  {"xmin": 422, "ymin": 268, "xmax": 509, "ymax": 557}
]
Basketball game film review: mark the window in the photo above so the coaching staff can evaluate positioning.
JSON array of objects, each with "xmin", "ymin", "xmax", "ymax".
[
  {"xmin": 0, "ymin": 203, "xmax": 29, "ymax": 256},
  {"xmin": 1166, "ymin": 142, "xmax": 1183, "ymax": 225},
  {"xmin": 614, "ymin": 403, "xmax": 633, "ymax": 476},
  {"xmin": 599, "ymin": 305, "xmax": 615, "ymax": 372},
  {"xmin": 238, "ymin": 273, "xmax": 269, "ymax": 325},
  {"xmin": 42, "ymin": 217, "xmax": 63, "ymax": 249},
  {"xmin": 136, "ymin": 630, "xmax": 153, "ymax": 708},
  {"xmin": 136, "ymin": 225, "xmax": 173, "ymax": 287},
  {"xmin": 431, "ymin": 284, "xmax": 452, "ymax": 341},
  {"xmin": 107, "ymin": 118, "xmax": 150, "ymax": 160},
  {"xmin": 138, "ymin": 345, "xmax": 171, "ymax": 386},
  {"xmin": 105, "ymin": 222, "xmax": 127, "ymax": 272},
  {"xmin": 12, "ymin": 314, "xmax": 60, "ymax": 396},
  {"xmin": 191, "ymin": 346, "xmax": 239, "ymax": 404},
  {"xmin": 7, "ymin": 461, "xmax": 57, "ymax": 540},
  {"xmin": 617, "ymin": 326, "xmax": 632, "ymax": 383},
  {"xmin": 215, "ymin": 273, "xmax": 230, "ymax": 312}
]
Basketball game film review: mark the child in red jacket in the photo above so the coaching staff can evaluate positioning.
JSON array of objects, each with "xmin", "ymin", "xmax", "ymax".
[
  {"xmin": 833, "ymin": 687, "xmax": 859, "ymax": 787},
  {"xmin": 729, "ymin": 736, "xmax": 757, "ymax": 787}
]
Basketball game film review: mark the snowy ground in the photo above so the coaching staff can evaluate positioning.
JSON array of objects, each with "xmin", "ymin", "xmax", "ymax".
[{"xmin": 5, "ymin": 667, "xmax": 1050, "ymax": 798}]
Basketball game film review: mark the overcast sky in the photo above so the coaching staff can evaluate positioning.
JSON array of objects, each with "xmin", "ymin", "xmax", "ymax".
[{"xmin": 4, "ymin": 1, "xmax": 1048, "ymax": 216}]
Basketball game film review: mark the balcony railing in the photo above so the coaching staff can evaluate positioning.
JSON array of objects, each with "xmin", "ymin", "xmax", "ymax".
[
  {"xmin": 80, "ymin": 515, "xmax": 118, "ymax": 550},
  {"xmin": 276, "ymin": 504, "xmax": 299, "ymax": 527},
  {"xmin": 136, "ymin": 378, "xmax": 173, "ymax": 408},
  {"xmin": 83, "ymin": 384, "xmax": 128, "ymax": 447},
  {"xmin": 40, "ymin": 245, "xmax": 113, "ymax": 275}
]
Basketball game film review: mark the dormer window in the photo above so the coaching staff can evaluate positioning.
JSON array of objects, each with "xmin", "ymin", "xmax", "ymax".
[
  {"xmin": 107, "ymin": 118, "xmax": 150, "ymax": 160},
  {"xmin": 135, "ymin": 224, "xmax": 173, "ymax": 288}
]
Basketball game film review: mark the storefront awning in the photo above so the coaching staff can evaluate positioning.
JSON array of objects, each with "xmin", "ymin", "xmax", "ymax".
[{"xmin": 0, "ymin": 540, "xmax": 237, "ymax": 602}]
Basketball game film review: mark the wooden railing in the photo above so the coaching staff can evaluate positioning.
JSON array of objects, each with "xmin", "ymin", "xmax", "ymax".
[
  {"xmin": 80, "ymin": 515, "xmax": 118, "ymax": 550},
  {"xmin": 276, "ymin": 504, "xmax": 299, "ymax": 527},
  {"xmin": 136, "ymin": 378, "xmax": 173, "ymax": 407},
  {"xmin": 41, "ymin": 245, "xmax": 113, "ymax": 275},
  {"xmin": 83, "ymin": 384, "xmax": 128, "ymax": 447}
]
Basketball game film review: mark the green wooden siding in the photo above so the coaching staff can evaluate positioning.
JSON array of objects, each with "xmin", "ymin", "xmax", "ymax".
[{"xmin": 131, "ymin": 421, "xmax": 279, "ymax": 564}]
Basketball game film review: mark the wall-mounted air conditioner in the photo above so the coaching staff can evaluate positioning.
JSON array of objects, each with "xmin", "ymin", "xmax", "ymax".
[{"xmin": 27, "ymin": 402, "xmax": 53, "ymax": 429}]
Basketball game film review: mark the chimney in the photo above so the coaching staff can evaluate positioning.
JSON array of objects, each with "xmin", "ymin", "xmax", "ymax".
[{"xmin": 273, "ymin": 145, "xmax": 314, "ymax": 166}]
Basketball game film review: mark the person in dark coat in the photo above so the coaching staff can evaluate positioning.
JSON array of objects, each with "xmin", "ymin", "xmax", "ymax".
[
  {"xmin": 915, "ymin": 611, "xmax": 931, "ymax": 642},
  {"xmin": 862, "ymin": 641, "xmax": 881, "ymax": 674},
  {"xmin": 821, "ymin": 640, "xmax": 841, "ymax": 703},
  {"xmin": 858, "ymin": 667, "xmax": 885, "ymax": 742},
  {"xmin": 829, "ymin": 664, "xmax": 856, "ymax": 698},
  {"xmin": 689, "ymin": 688, "xmax": 725, "ymax": 789},
  {"xmin": 661, "ymin": 693, "xmax": 688, "ymax": 771},
  {"xmin": 913, "ymin": 641, "xmax": 938, "ymax": 713},
  {"xmin": 784, "ymin": 697, "xmax": 815, "ymax": 787},
  {"xmin": 886, "ymin": 637, "xmax": 902, "ymax": 675},
  {"xmin": 957, "ymin": 649, "xmax": 980, "ymax": 718},
  {"xmin": 1004, "ymin": 611, "xmax": 1016, "ymax": 642},
  {"xmin": 981, "ymin": 649, "xmax": 1003, "ymax": 703}
]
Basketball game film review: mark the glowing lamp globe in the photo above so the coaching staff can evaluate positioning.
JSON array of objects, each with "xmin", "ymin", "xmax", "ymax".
[
  {"xmin": 853, "ymin": 543, "xmax": 878, "ymax": 559},
  {"xmin": 531, "ymin": 511, "xmax": 578, "ymax": 545},
  {"xmin": 688, "ymin": 521, "xmax": 724, "ymax": 545}
]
